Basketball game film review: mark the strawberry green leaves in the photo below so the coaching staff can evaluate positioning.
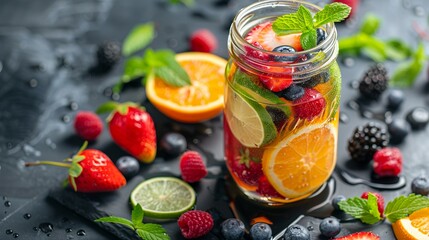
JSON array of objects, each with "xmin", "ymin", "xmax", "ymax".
[
  {"xmin": 273, "ymin": 3, "xmax": 351, "ymax": 50},
  {"xmin": 95, "ymin": 204, "xmax": 170, "ymax": 240}
]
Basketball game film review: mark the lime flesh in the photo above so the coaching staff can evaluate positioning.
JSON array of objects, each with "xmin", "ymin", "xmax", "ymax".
[{"xmin": 130, "ymin": 177, "xmax": 196, "ymax": 219}]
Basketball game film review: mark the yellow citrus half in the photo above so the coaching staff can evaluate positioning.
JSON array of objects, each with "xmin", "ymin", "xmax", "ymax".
[
  {"xmin": 146, "ymin": 52, "xmax": 226, "ymax": 123},
  {"xmin": 392, "ymin": 207, "xmax": 429, "ymax": 240}
]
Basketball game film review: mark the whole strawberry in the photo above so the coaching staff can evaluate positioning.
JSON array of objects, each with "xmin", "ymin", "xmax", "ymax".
[
  {"xmin": 361, "ymin": 192, "xmax": 384, "ymax": 216},
  {"xmin": 178, "ymin": 210, "xmax": 214, "ymax": 239},
  {"xmin": 180, "ymin": 151, "xmax": 208, "ymax": 183},
  {"xmin": 292, "ymin": 88, "xmax": 326, "ymax": 120},
  {"xmin": 97, "ymin": 102, "xmax": 157, "ymax": 163},
  {"xmin": 231, "ymin": 148, "xmax": 263, "ymax": 186},
  {"xmin": 25, "ymin": 142, "xmax": 126, "ymax": 192}
]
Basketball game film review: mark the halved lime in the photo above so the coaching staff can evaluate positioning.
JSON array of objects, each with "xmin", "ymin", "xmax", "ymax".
[
  {"xmin": 224, "ymin": 84, "xmax": 277, "ymax": 148},
  {"xmin": 130, "ymin": 177, "xmax": 196, "ymax": 219}
]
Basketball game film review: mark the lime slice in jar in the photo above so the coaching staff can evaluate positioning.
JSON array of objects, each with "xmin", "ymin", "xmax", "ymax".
[{"xmin": 130, "ymin": 177, "xmax": 196, "ymax": 220}]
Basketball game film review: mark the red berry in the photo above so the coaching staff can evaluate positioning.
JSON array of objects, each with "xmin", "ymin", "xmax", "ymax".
[
  {"xmin": 180, "ymin": 151, "xmax": 208, "ymax": 183},
  {"xmin": 256, "ymin": 176, "xmax": 283, "ymax": 198},
  {"xmin": 293, "ymin": 88, "xmax": 326, "ymax": 120},
  {"xmin": 232, "ymin": 156, "xmax": 263, "ymax": 186},
  {"xmin": 244, "ymin": 41, "xmax": 270, "ymax": 61},
  {"xmin": 333, "ymin": 0, "xmax": 359, "ymax": 19},
  {"xmin": 190, "ymin": 29, "xmax": 218, "ymax": 53},
  {"xmin": 178, "ymin": 210, "xmax": 214, "ymax": 239},
  {"xmin": 258, "ymin": 66, "xmax": 293, "ymax": 92},
  {"xmin": 74, "ymin": 111, "xmax": 103, "ymax": 141},
  {"xmin": 334, "ymin": 231, "xmax": 380, "ymax": 240},
  {"xmin": 361, "ymin": 192, "xmax": 385, "ymax": 216},
  {"xmin": 245, "ymin": 22, "xmax": 302, "ymax": 51},
  {"xmin": 373, "ymin": 147, "xmax": 402, "ymax": 177}
]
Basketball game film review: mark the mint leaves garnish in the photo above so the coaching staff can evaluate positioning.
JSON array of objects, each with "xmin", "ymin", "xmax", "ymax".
[
  {"xmin": 95, "ymin": 204, "xmax": 170, "ymax": 240},
  {"xmin": 273, "ymin": 3, "xmax": 351, "ymax": 50},
  {"xmin": 122, "ymin": 23, "xmax": 155, "ymax": 57},
  {"xmin": 391, "ymin": 43, "xmax": 426, "ymax": 88},
  {"xmin": 338, "ymin": 193, "xmax": 429, "ymax": 224}
]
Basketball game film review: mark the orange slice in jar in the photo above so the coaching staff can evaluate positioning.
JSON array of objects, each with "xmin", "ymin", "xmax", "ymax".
[
  {"xmin": 146, "ymin": 52, "xmax": 226, "ymax": 123},
  {"xmin": 262, "ymin": 123, "xmax": 337, "ymax": 199}
]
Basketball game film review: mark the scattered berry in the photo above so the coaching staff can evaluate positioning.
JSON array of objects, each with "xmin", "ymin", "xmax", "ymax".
[
  {"xmin": 73, "ymin": 111, "xmax": 103, "ymax": 141},
  {"xmin": 180, "ymin": 151, "xmax": 208, "ymax": 183},
  {"xmin": 275, "ymin": 84, "xmax": 305, "ymax": 101},
  {"xmin": 283, "ymin": 224, "xmax": 310, "ymax": 240},
  {"xmin": 220, "ymin": 218, "xmax": 245, "ymax": 240},
  {"xmin": 115, "ymin": 156, "xmax": 140, "ymax": 179},
  {"xmin": 406, "ymin": 107, "xmax": 429, "ymax": 130},
  {"xmin": 316, "ymin": 28, "xmax": 327, "ymax": 45},
  {"xmin": 272, "ymin": 45, "xmax": 297, "ymax": 62},
  {"xmin": 373, "ymin": 148, "xmax": 402, "ymax": 177},
  {"xmin": 333, "ymin": 0, "xmax": 360, "ymax": 19},
  {"xmin": 411, "ymin": 176, "xmax": 429, "ymax": 196},
  {"xmin": 387, "ymin": 89, "xmax": 404, "ymax": 111},
  {"xmin": 319, "ymin": 217, "xmax": 341, "ymax": 238},
  {"xmin": 190, "ymin": 29, "xmax": 218, "ymax": 53},
  {"xmin": 292, "ymin": 88, "xmax": 326, "ymax": 120},
  {"xmin": 347, "ymin": 122, "xmax": 389, "ymax": 163},
  {"xmin": 178, "ymin": 210, "xmax": 214, "ymax": 239},
  {"xmin": 96, "ymin": 41, "xmax": 121, "ymax": 70},
  {"xmin": 358, "ymin": 64, "xmax": 389, "ymax": 100},
  {"xmin": 245, "ymin": 22, "xmax": 302, "ymax": 51},
  {"xmin": 361, "ymin": 192, "xmax": 385, "ymax": 216},
  {"xmin": 332, "ymin": 195, "xmax": 347, "ymax": 210},
  {"xmin": 250, "ymin": 222, "xmax": 272, "ymax": 240},
  {"xmin": 387, "ymin": 119, "xmax": 410, "ymax": 144},
  {"xmin": 256, "ymin": 176, "xmax": 283, "ymax": 198},
  {"xmin": 334, "ymin": 231, "xmax": 380, "ymax": 240},
  {"xmin": 159, "ymin": 132, "xmax": 187, "ymax": 157}
]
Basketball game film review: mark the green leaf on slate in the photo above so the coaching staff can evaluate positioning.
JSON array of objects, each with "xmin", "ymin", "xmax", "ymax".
[
  {"xmin": 122, "ymin": 22, "xmax": 154, "ymax": 56},
  {"xmin": 359, "ymin": 14, "xmax": 380, "ymax": 35},
  {"xmin": 391, "ymin": 43, "xmax": 426, "ymax": 87},
  {"xmin": 385, "ymin": 193, "xmax": 429, "ymax": 223}
]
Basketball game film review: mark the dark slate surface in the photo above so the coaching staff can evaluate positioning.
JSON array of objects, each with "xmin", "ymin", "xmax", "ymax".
[{"xmin": 0, "ymin": 0, "xmax": 429, "ymax": 239}]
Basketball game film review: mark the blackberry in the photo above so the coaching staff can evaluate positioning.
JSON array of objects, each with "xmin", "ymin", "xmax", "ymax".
[
  {"xmin": 358, "ymin": 64, "xmax": 389, "ymax": 100},
  {"xmin": 96, "ymin": 41, "xmax": 121, "ymax": 70},
  {"xmin": 347, "ymin": 122, "xmax": 389, "ymax": 162}
]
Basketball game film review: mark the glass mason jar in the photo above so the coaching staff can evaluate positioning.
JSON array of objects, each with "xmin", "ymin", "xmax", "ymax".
[{"xmin": 224, "ymin": 0, "xmax": 341, "ymax": 205}]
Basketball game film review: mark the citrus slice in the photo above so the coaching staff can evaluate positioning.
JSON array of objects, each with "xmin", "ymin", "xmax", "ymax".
[
  {"xmin": 262, "ymin": 123, "xmax": 337, "ymax": 199},
  {"xmin": 224, "ymin": 84, "xmax": 277, "ymax": 148},
  {"xmin": 146, "ymin": 52, "xmax": 226, "ymax": 123},
  {"xmin": 392, "ymin": 207, "xmax": 429, "ymax": 240},
  {"xmin": 130, "ymin": 177, "xmax": 196, "ymax": 219}
]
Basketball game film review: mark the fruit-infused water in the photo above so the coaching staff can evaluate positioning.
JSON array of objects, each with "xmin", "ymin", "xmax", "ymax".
[{"xmin": 224, "ymin": 0, "xmax": 342, "ymax": 204}]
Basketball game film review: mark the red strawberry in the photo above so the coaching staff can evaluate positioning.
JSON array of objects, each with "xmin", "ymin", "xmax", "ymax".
[
  {"xmin": 231, "ymin": 148, "xmax": 263, "ymax": 186},
  {"xmin": 74, "ymin": 111, "xmax": 103, "ymax": 141},
  {"xmin": 258, "ymin": 66, "xmax": 293, "ymax": 92},
  {"xmin": 256, "ymin": 176, "xmax": 283, "ymax": 198},
  {"xmin": 244, "ymin": 41, "xmax": 270, "ymax": 61},
  {"xmin": 178, "ymin": 210, "xmax": 214, "ymax": 239},
  {"xmin": 97, "ymin": 102, "xmax": 157, "ymax": 163},
  {"xmin": 361, "ymin": 192, "xmax": 385, "ymax": 216},
  {"xmin": 333, "ymin": 0, "xmax": 359, "ymax": 19},
  {"xmin": 25, "ymin": 142, "xmax": 126, "ymax": 192},
  {"xmin": 292, "ymin": 88, "xmax": 326, "ymax": 120},
  {"xmin": 180, "ymin": 151, "xmax": 208, "ymax": 183},
  {"xmin": 245, "ymin": 22, "xmax": 302, "ymax": 51},
  {"xmin": 373, "ymin": 147, "xmax": 402, "ymax": 177},
  {"xmin": 190, "ymin": 29, "xmax": 218, "ymax": 53},
  {"xmin": 334, "ymin": 231, "xmax": 380, "ymax": 240}
]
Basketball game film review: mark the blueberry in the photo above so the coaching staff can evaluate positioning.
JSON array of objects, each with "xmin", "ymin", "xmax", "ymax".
[
  {"xmin": 115, "ymin": 156, "xmax": 140, "ymax": 178},
  {"xmin": 387, "ymin": 89, "xmax": 404, "ymax": 111},
  {"xmin": 250, "ymin": 223, "xmax": 272, "ymax": 240},
  {"xmin": 316, "ymin": 28, "xmax": 327, "ymax": 45},
  {"xmin": 159, "ymin": 132, "xmax": 187, "ymax": 157},
  {"xmin": 276, "ymin": 84, "xmax": 305, "ymax": 101},
  {"xmin": 411, "ymin": 176, "xmax": 429, "ymax": 196},
  {"xmin": 266, "ymin": 106, "xmax": 288, "ymax": 130},
  {"xmin": 319, "ymin": 217, "xmax": 341, "ymax": 238},
  {"xmin": 272, "ymin": 45, "xmax": 296, "ymax": 62},
  {"xmin": 221, "ymin": 218, "xmax": 245, "ymax": 240},
  {"xmin": 388, "ymin": 119, "xmax": 410, "ymax": 144},
  {"xmin": 331, "ymin": 195, "xmax": 347, "ymax": 210},
  {"xmin": 299, "ymin": 71, "xmax": 330, "ymax": 88},
  {"xmin": 283, "ymin": 224, "xmax": 310, "ymax": 240},
  {"xmin": 406, "ymin": 107, "xmax": 429, "ymax": 130}
]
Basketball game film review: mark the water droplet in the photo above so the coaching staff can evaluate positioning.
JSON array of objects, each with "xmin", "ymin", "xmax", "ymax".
[
  {"xmin": 47, "ymin": 233, "xmax": 51, "ymax": 237},
  {"xmin": 103, "ymin": 87, "xmax": 113, "ymax": 97},
  {"xmin": 6, "ymin": 229, "xmax": 13, "ymax": 234},
  {"xmin": 61, "ymin": 217, "xmax": 70, "ymax": 223},
  {"xmin": 349, "ymin": 80, "xmax": 359, "ymax": 89},
  {"xmin": 45, "ymin": 138, "xmax": 57, "ymax": 149},
  {"xmin": 111, "ymin": 93, "xmax": 120, "ymax": 101},
  {"xmin": 23, "ymin": 213, "xmax": 31, "ymax": 219},
  {"xmin": 192, "ymin": 138, "xmax": 199, "ymax": 144},
  {"xmin": 0, "ymin": 61, "xmax": 3, "ymax": 73},
  {"xmin": 362, "ymin": 110, "xmax": 373, "ymax": 119},
  {"xmin": 23, "ymin": 144, "xmax": 41, "ymax": 157},
  {"xmin": 342, "ymin": 57, "xmax": 355, "ymax": 67},
  {"xmin": 402, "ymin": 0, "xmax": 412, "ymax": 8},
  {"xmin": 347, "ymin": 100, "xmax": 360, "ymax": 110},
  {"xmin": 66, "ymin": 228, "xmax": 73, "ymax": 233},
  {"xmin": 3, "ymin": 196, "xmax": 6, "ymax": 200},
  {"xmin": 167, "ymin": 38, "xmax": 178, "ymax": 48},
  {"xmin": 69, "ymin": 102, "xmax": 79, "ymax": 111},
  {"xmin": 76, "ymin": 229, "xmax": 86, "ymax": 236},
  {"xmin": 62, "ymin": 115, "xmax": 71, "ymax": 123},
  {"xmin": 13, "ymin": 233, "xmax": 19, "ymax": 238},
  {"xmin": 413, "ymin": 6, "xmax": 425, "ymax": 16},
  {"xmin": 33, "ymin": 227, "xmax": 39, "ymax": 231},
  {"xmin": 203, "ymin": 128, "xmax": 213, "ymax": 135},
  {"xmin": 307, "ymin": 225, "xmax": 314, "ymax": 231},
  {"xmin": 4, "ymin": 200, "xmax": 11, "ymax": 207},
  {"xmin": 28, "ymin": 79, "xmax": 38, "ymax": 88},
  {"xmin": 6, "ymin": 142, "xmax": 14, "ymax": 149},
  {"xmin": 340, "ymin": 112, "xmax": 349, "ymax": 123},
  {"xmin": 30, "ymin": 63, "xmax": 44, "ymax": 72},
  {"xmin": 39, "ymin": 222, "xmax": 54, "ymax": 233}
]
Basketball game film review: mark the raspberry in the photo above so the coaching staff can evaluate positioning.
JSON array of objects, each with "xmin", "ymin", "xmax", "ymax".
[
  {"xmin": 292, "ymin": 88, "xmax": 326, "ymax": 120},
  {"xmin": 361, "ymin": 192, "xmax": 385, "ymax": 216},
  {"xmin": 256, "ymin": 176, "xmax": 283, "ymax": 198},
  {"xmin": 179, "ymin": 151, "xmax": 208, "ymax": 183},
  {"xmin": 96, "ymin": 41, "xmax": 121, "ymax": 70},
  {"xmin": 190, "ymin": 29, "xmax": 218, "ymax": 53},
  {"xmin": 73, "ymin": 111, "xmax": 103, "ymax": 141},
  {"xmin": 178, "ymin": 210, "xmax": 214, "ymax": 239},
  {"xmin": 373, "ymin": 147, "xmax": 402, "ymax": 177}
]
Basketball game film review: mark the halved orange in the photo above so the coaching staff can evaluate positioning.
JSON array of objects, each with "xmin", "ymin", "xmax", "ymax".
[
  {"xmin": 262, "ymin": 123, "xmax": 337, "ymax": 199},
  {"xmin": 146, "ymin": 52, "xmax": 227, "ymax": 123},
  {"xmin": 392, "ymin": 207, "xmax": 429, "ymax": 240}
]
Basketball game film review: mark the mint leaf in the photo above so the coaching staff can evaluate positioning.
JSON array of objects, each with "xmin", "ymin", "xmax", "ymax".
[
  {"xmin": 339, "ymin": 33, "xmax": 387, "ymax": 62},
  {"xmin": 154, "ymin": 50, "xmax": 190, "ymax": 85},
  {"xmin": 169, "ymin": 0, "xmax": 194, "ymax": 7},
  {"xmin": 131, "ymin": 204, "xmax": 144, "ymax": 225},
  {"xmin": 359, "ymin": 14, "xmax": 380, "ymax": 35},
  {"xmin": 338, "ymin": 197, "xmax": 381, "ymax": 224},
  {"xmin": 95, "ymin": 216, "xmax": 135, "ymax": 230},
  {"xmin": 121, "ymin": 57, "xmax": 149, "ymax": 83},
  {"xmin": 385, "ymin": 194, "xmax": 429, "ymax": 223},
  {"xmin": 136, "ymin": 225, "xmax": 170, "ymax": 240},
  {"xmin": 367, "ymin": 193, "xmax": 381, "ymax": 220},
  {"xmin": 301, "ymin": 29, "xmax": 317, "ymax": 50},
  {"xmin": 391, "ymin": 43, "xmax": 426, "ymax": 87},
  {"xmin": 272, "ymin": 5, "xmax": 312, "ymax": 35},
  {"xmin": 385, "ymin": 39, "xmax": 413, "ymax": 61},
  {"xmin": 314, "ymin": 3, "xmax": 351, "ymax": 27},
  {"xmin": 123, "ymin": 23, "xmax": 154, "ymax": 56}
]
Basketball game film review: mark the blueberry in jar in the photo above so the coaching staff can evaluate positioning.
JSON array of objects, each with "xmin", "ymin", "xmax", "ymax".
[
  {"xmin": 316, "ymin": 28, "xmax": 327, "ymax": 45},
  {"xmin": 275, "ymin": 84, "xmax": 305, "ymax": 101},
  {"xmin": 272, "ymin": 45, "xmax": 297, "ymax": 62}
]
